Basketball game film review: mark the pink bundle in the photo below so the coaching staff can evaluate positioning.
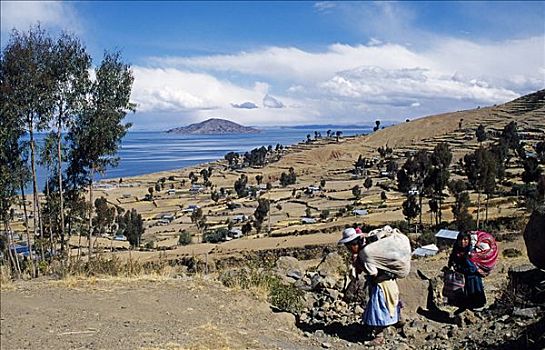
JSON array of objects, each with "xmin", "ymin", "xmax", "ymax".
[{"xmin": 469, "ymin": 231, "xmax": 498, "ymax": 274}]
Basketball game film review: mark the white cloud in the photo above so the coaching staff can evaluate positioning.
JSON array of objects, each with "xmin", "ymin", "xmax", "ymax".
[
  {"xmin": 129, "ymin": 67, "xmax": 313, "ymax": 129},
  {"xmin": 0, "ymin": 1, "xmax": 81, "ymax": 34},
  {"xmin": 314, "ymin": 2, "xmax": 337, "ymax": 12},
  {"xmin": 263, "ymin": 94, "xmax": 285, "ymax": 108},
  {"xmin": 232, "ymin": 102, "xmax": 258, "ymax": 109},
  {"xmin": 135, "ymin": 35, "xmax": 543, "ymax": 127}
]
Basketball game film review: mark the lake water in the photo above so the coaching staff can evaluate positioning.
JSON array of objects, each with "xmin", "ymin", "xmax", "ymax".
[{"xmin": 30, "ymin": 126, "xmax": 371, "ymax": 191}]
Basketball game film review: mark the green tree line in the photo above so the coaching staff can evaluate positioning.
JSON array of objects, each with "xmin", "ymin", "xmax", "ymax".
[{"xmin": 0, "ymin": 25, "xmax": 138, "ymax": 278}]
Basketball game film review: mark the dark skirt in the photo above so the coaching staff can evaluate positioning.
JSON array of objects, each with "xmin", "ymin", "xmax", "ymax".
[{"xmin": 449, "ymin": 274, "xmax": 486, "ymax": 309}]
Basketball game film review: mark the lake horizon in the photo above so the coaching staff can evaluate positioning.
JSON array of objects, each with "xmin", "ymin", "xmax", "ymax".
[{"xmin": 28, "ymin": 125, "xmax": 372, "ymax": 192}]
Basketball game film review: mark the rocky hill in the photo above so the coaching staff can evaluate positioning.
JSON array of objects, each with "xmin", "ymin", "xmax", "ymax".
[{"xmin": 166, "ymin": 118, "xmax": 260, "ymax": 134}]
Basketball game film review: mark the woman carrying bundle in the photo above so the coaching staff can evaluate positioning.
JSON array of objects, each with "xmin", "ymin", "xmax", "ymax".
[{"xmin": 339, "ymin": 227, "xmax": 402, "ymax": 346}]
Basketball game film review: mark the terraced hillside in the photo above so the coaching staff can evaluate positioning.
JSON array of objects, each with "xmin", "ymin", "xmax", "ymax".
[{"xmin": 10, "ymin": 91, "xmax": 544, "ymax": 261}]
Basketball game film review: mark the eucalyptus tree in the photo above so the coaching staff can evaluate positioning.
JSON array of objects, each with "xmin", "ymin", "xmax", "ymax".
[
  {"xmin": 464, "ymin": 147, "xmax": 497, "ymax": 228},
  {"xmin": 0, "ymin": 82, "xmax": 27, "ymax": 276},
  {"xmin": 1, "ymin": 26, "xmax": 56, "ymax": 255},
  {"xmin": 402, "ymin": 195, "xmax": 420, "ymax": 229},
  {"xmin": 38, "ymin": 132, "xmax": 59, "ymax": 252},
  {"xmin": 427, "ymin": 142, "xmax": 452, "ymax": 224},
  {"xmin": 50, "ymin": 33, "xmax": 92, "ymax": 245},
  {"xmin": 398, "ymin": 149, "xmax": 431, "ymax": 225},
  {"xmin": 68, "ymin": 51, "xmax": 135, "ymax": 256}
]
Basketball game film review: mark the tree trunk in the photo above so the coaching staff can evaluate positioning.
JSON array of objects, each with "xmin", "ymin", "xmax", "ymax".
[
  {"xmin": 4, "ymin": 220, "xmax": 22, "ymax": 279},
  {"xmin": 484, "ymin": 193, "xmax": 490, "ymax": 227},
  {"xmin": 20, "ymin": 180, "xmax": 36, "ymax": 276},
  {"xmin": 56, "ymin": 121, "xmax": 66, "ymax": 256},
  {"xmin": 476, "ymin": 190, "xmax": 481, "ymax": 229},
  {"xmin": 44, "ymin": 177, "xmax": 54, "ymax": 260},
  {"xmin": 88, "ymin": 168, "xmax": 94, "ymax": 258},
  {"xmin": 418, "ymin": 194, "xmax": 423, "ymax": 226},
  {"xmin": 29, "ymin": 130, "xmax": 45, "ymax": 261},
  {"xmin": 438, "ymin": 195, "xmax": 443, "ymax": 224}
]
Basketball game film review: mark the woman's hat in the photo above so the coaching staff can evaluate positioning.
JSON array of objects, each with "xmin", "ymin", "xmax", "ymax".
[{"xmin": 338, "ymin": 227, "xmax": 362, "ymax": 244}]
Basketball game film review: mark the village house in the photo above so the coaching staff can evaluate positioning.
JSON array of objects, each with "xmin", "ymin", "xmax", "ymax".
[{"xmin": 435, "ymin": 229, "xmax": 459, "ymax": 246}]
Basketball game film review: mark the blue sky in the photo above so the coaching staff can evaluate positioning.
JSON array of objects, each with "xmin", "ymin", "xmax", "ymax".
[{"xmin": 2, "ymin": 1, "xmax": 544, "ymax": 130}]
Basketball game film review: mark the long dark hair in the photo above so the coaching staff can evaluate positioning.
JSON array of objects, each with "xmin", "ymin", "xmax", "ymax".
[{"xmin": 454, "ymin": 231, "xmax": 471, "ymax": 253}]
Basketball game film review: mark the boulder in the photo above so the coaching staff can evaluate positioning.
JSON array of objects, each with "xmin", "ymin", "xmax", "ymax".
[
  {"xmin": 276, "ymin": 256, "xmax": 302, "ymax": 274},
  {"xmin": 317, "ymin": 252, "xmax": 345, "ymax": 279},
  {"xmin": 523, "ymin": 207, "xmax": 545, "ymax": 269}
]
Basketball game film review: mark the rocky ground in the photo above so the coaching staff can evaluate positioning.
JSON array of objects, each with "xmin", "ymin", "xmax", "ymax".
[{"xmin": 2, "ymin": 234, "xmax": 544, "ymax": 350}]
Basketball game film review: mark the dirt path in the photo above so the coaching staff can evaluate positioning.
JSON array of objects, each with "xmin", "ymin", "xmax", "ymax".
[{"xmin": 1, "ymin": 277, "xmax": 315, "ymax": 350}]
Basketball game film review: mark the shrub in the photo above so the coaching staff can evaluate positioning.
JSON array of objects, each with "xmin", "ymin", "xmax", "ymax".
[
  {"xmin": 268, "ymin": 278, "xmax": 304, "ymax": 314},
  {"xmin": 319, "ymin": 209, "xmax": 330, "ymax": 220},
  {"xmin": 178, "ymin": 230, "xmax": 192, "ymax": 245},
  {"xmin": 203, "ymin": 228, "xmax": 228, "ymax": 243},
  {"xmin": 502, "ymin": 248, "xmax": 522, "ymax": 258},
  {"xmin": 220, "ymin": 268, "xmax": 303, "ymax": 314}
]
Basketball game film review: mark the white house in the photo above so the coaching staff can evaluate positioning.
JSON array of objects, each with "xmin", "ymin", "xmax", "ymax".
[
  {"xmin": 229, "ymin": 228, "xmax": 243, "ymax": 238},
  {"xmin": 161, "ymin": 213, "xmax": 176, "ymax": 222},
  {"xmin": 435, "ymin": 229, "xmax": 459, "ymax": 244},
  {"xmin": 301, "ymin": 217, "xmax": 317, "ymax": 224},
  {"xmin": 182, "ymin": 205, "xmax": 200, "ymax": 213},
  {"xmin": 412, "ymin": 244, "xmax": 439, "ymax": 257}
]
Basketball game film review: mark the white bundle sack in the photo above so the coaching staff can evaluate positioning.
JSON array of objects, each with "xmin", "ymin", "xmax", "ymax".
[{"xmin": 358, "ymin": 225, "xmax": 412, "ymax": 278}]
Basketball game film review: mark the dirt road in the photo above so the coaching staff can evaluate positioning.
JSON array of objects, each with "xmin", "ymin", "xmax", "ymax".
[{"xmin": 1, "ymin": 277, "xmax": 315, "ymax": 350}]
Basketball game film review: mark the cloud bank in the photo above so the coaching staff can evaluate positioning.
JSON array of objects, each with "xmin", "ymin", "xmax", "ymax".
[
  {"xmin": 0, "ymin": 1, "xmax": 81, "ymax": 34},
  {"xmin": 132, "ymin": 35, "xmax": 544, "ymax": 129}
]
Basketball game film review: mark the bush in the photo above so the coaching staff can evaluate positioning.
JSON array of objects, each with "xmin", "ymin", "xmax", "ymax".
[
  {"xmin": 178, "ymin": 230, "xmax": 192, "ymax": 245},
  {"xmin": 319, "ymin": 209, "xmax": 330, "ymax": 220},
  {"xmin": 220, "ymin": 268, "xmax": 303, "ymax": 314},
  {"xmin": 268, "ymin": 278, "xmax": 304, "ymax": 314},
  {"xmin": 502, "ymin": 248, "xmax": 522, "ymax": 258},
  {"xmin": 203, "ymin": 228, "xmax": 228, "ymax": 243}
]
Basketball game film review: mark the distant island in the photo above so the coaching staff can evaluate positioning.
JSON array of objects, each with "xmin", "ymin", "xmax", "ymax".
[{"xmin": 166, "ymin": 118, "xmax": 261, "ymax": 134}]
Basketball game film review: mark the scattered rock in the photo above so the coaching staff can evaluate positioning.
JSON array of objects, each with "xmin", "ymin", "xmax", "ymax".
[{"xmin": 513, "ymin": 307, "xmax": 540, "ymax": 319}]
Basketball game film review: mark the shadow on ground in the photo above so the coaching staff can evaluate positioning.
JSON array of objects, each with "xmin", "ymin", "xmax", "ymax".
[{"xmin": 295, "ymin": 320, "xmax": 368, "ymax": 343}]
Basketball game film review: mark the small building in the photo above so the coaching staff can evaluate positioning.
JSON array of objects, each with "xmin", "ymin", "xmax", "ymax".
[
  {"xmin": 232, "ymin": 215, "xmax": 248, "ymax": 223},
  {"xmin": 353, "ymin": 209, "xmax": 369, "ymax": 216},
  {"xmin": 526, "ymin": 151, "xmax": 538, "ymax": 159},
  {"xmin": 229, "ymin": 228, "xmax": 243, "ymax": 238},
  {"xmin": 412, "ymin": 244, "xmax": 439, "ymax": 257},
  {"xmin": 10, "ymin": 243, "xmax": 30, "ymax": 255},
  {"xmin": 435, "ymin": 229, "xmax": 459, "ymax": 245},
  {"xmin": 161, "ymin": 213, "xmax": 176, "ymax": 222},
  {"xmin": 301, "ymin": 217, "xmax": 317, "ymax": 224},
  {"xmin": 380, "ymin": 171, "xmax": 390, "ymax": 178},
  {"xmin": 167, "ymin": 189, "xmax": 177, "ymax": 195},
  {"xmin": 408, "ymin": 186, "xmax": 419, "ymax": 196},
  {"xmin": 113, "ymin": 235, "xmax": 128, "ymax": 241},
  {"xmin": 182, "ymin": 205, "xmax": 200, "ymax": 213},
  {"xmin": 307, "ymin": 185, "xmax": 321, "ymax": 192},
  {"xmin": 157, "ymin": 219, "xmax": 170, "ymax": 226},
  {"xmin": 189, "ymin": 185, "xmax": 204, "ymax": 194}
]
